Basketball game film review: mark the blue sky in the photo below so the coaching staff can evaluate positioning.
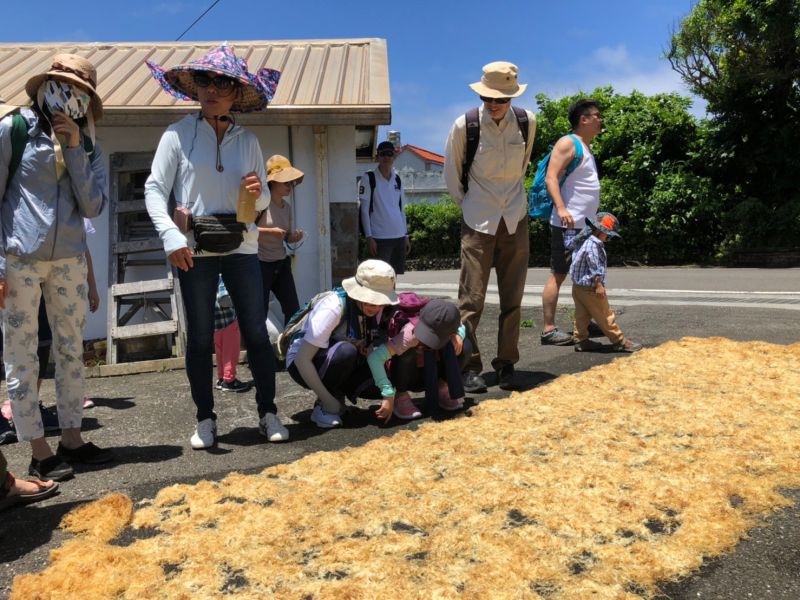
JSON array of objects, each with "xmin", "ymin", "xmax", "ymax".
[{"xmin": 2, "ymin": 0, "xmax": 700, "ymax": 154}]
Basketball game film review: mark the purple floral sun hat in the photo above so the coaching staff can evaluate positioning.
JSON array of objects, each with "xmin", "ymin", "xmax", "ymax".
[{"xmin": 146, "ymin": 44, "xmax": 280, "ymax": 113}]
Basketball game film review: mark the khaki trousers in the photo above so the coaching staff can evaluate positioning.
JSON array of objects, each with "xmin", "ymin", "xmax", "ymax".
[
  {"xmin": 458, "ymin": 217, "xmax": 529, "ymax": 373},
  {"xmin": 571, "ymin": 285, "xmax": 624, "ymax": 344}
]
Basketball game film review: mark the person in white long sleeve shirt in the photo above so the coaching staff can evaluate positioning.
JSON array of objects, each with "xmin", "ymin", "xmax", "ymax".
[
  {"xmin": 144, "ymin": 44, "xmax": 289, "ymax": 449},
  {"xmin": 443, "ymin": 61, "xmax": 536, "ymax": 394}
]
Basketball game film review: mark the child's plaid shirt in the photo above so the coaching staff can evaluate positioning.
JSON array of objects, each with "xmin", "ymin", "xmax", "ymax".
[
  {"xmin": 569, "ymin": 235, "xmax": 607, "ymax": 286},
  {"xmin": 214, "ymin": 277, "xmax": 237, "ymax": 331}
]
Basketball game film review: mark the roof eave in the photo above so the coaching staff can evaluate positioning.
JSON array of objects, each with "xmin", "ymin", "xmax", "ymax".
[{"xmin": 98, "ymin": 105, "xmax": 392, "ymax": 127}]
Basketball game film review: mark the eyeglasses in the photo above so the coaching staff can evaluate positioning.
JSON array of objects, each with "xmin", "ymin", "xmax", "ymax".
[
  {"xmin": 378, "ymin": 150, "xmax": 395, "ymax": 157},
  {"xmin": 480, "ymin": 96, "xmax": 511, "ymax": 104},
  {"xmin": 193, "ymin": 72, "xmax": 238, "ymax": 96},
  {"xmin": 586, "ymin": 111, "xmax": 603, "ymax": 120}
]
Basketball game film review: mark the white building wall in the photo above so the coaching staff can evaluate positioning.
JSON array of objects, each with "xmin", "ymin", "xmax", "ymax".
[
  {"xmin": 393, "ymin": 152, "xmax": 426, "ymax": 172},
  {"xmin": 328, "ymin": 126, "xmax": 358, "ymax": 205},
  {"xmin": 397, "ymin": 167, "xmax": 448, "ymax": 205}
]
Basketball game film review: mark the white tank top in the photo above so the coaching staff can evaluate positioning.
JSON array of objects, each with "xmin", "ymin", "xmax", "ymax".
[{"xmin": 549, "ymin": 138, "xmax": 600, "ymax": 229}]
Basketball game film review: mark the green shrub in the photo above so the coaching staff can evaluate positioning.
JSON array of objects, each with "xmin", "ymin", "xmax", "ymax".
[{"xmin": 405, "ymin": 197, "xmax": 462, "ymax": 258}]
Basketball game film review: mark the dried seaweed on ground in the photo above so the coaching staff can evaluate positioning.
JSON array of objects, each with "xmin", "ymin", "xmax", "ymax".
[{"xmin": 12, "ymin": 337, "xmax": 800, "ymax": 599}]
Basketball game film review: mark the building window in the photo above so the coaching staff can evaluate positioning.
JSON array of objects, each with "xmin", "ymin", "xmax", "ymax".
[{"xmin": 355, "ymin": 126, "xmax": 376, "ymax": 159}]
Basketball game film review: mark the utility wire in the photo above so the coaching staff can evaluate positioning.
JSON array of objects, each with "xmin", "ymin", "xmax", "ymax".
[{"xmin": 175, "ymin": 0, "xmax": 223, "ymax": 41}]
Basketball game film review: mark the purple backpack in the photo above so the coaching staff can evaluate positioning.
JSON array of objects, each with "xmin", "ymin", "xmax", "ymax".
[{"xmin": 385, "ymin": 292, "xmax": 430, "ymax": 339}]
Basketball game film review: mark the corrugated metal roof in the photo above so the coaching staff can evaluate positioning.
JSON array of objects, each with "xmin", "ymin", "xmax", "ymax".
[{"xmin": 0, "ymin": 39, "xmax": 390, "ymax": 126}]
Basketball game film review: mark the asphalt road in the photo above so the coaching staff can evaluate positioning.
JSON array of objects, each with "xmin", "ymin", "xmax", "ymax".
[{"xmin": 1, "ymin": 269, "xmax": 798, "ymax": 599}]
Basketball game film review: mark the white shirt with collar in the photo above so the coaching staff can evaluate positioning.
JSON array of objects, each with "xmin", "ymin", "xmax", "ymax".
[
  {"xmin": 444, "ymin": 104, "xmax": 536, "ymax": 235},
  {"xmin": 358, "ymin": 167, "xmax": 408, "ymax": 239}
]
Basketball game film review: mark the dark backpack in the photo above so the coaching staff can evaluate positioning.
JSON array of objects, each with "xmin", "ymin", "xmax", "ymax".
[
  {"xmin": 359, "ymin": 170, "xmax": 402, "ymax": 237},
  {"xmin": 461, "ymin": 105, "xmax": 530, "ymax": 193},
  {"xmin": 6, "ymin": 113, "xmax": 96, "ymax": 182}
]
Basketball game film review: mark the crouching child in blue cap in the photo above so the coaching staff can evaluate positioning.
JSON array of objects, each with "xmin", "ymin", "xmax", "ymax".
[
  {"xmin": 368, "ymin": 298, "xmax": 470, "ymax": 422},
  {"xmin": 569, "ymin": 212, "xmax": 642, "ymax": 353}
]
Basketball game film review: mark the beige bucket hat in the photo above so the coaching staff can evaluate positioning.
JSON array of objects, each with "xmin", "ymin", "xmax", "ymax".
[
  {"xmin": 266, "ymin": 155, "xmax": 304, "ymax": 185},
  {"xmin": 469, "ymin": 61, "xmax": 527, "ymax": 99},
  {"xmin": 342, "ymin": 260, "xmax": 399, "ymax": 305},
  {"xmin": 25, "ymin": 53, "xmax": 103, "ymax": 120}
]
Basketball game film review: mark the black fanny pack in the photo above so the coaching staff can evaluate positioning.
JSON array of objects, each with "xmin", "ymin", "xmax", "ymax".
[{"xmin": 193, "ymin": 214, "xmax": 246, "ymax": 254}]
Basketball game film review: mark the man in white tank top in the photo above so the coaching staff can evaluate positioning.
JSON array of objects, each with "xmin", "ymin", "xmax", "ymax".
[{"xmin": 540, "ymin": 99, "xmax": 604, "ymax": 345}]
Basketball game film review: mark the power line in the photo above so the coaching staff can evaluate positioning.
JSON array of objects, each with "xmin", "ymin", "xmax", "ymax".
[{"xmin": 175, "ymin": 0, "xmax": 223, "ymax": 42}]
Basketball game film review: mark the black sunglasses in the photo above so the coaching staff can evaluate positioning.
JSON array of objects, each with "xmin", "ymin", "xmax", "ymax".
[
  {"xmin": 480, "ymin": 96, "xmax": 511, "ymax": 104},
  {"xmin": 193, "ymin": 72, "xmax": 238, "ymax": 95},
  {"xmin": 378, "ymin": 150, "xmax": 395, "ymax": 157}
]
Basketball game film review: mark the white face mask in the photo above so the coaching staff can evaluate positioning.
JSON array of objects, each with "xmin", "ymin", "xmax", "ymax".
[{"xmin": 43, "ymin": 79, "xmax": 91, "ymax": 120}]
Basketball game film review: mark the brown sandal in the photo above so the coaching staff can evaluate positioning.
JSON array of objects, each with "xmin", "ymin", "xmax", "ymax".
[{"xmin": 0, "ymin": 472, "xmax": 59, "ymax": 511}]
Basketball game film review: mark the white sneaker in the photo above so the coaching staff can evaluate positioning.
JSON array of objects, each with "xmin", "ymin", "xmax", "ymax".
[
  {"xmin": 259, "ymin": 413, "xmax": 289, "ymax": 442},
  {"xmin": 310, "ymin": 405, "xmax": 342, "ymax": 429},
  {"xmin": 190, "ymin": 418, "xmax": 217, "ymax": 449}
]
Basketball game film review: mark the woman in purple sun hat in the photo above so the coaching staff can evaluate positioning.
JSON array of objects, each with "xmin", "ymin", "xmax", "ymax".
[
  {"xmin": 145, "ymin": 44, "xmax": 280, "ymax": 112},
  {"xmin": 144, "ymin": 44, "xmax": 289, "ymax": 449}
]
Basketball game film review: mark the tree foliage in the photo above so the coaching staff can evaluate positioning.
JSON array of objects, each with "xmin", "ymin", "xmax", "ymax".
[
  {"xmin": 409, "ymin": 88, "xmax": 726, "ymax": 265},
  {"xmin": 405, "ymin": 196, "xmax": 462, "ymax": 258},
  {"xmin": 531, "ymin": 88, "xmax": 725, "ymax": 263},
  {"xmin": 668, "ymin": 0, "xmax": 800, "ymax": 250},
  {"xmin": 408, "ymin": 7, "xmax": 800, "ymax": 268}
]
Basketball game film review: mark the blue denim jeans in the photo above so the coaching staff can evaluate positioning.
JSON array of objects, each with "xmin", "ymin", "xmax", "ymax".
[{"xmin": 178, "ymin": 253, "xmax": 277, "ymax": 422}]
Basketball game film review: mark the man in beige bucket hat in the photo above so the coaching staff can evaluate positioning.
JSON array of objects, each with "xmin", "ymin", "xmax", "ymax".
[{"xmin": 444, "ymin": 61, "xmax": 536, "ymax": 393}]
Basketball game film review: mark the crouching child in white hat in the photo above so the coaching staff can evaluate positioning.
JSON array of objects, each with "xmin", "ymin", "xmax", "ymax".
[
  {"xmin": 367, "ymin": 298, "xmax": 470, "ymax": 422},
  {"xmin": 284, "ymin": 259, "xmax": 399, "ymax": 428}
]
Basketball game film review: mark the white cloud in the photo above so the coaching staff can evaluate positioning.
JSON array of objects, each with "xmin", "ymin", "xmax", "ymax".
[
  {"xmin": 534, "ymin": 44, "xmax": 707, "ymax": 117},
  {"xmin": 591, "ymin": 44, "xmax": 637, "ymax": 73}
]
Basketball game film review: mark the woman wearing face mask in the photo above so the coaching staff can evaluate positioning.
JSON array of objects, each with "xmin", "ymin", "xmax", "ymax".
[{"xmin": 0, "ymin": 55, "xmax": 111, "ymax": 482}]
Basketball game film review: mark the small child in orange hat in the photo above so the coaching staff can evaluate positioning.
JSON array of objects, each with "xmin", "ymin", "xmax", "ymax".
[{"xmin": 569, "ymin": 212, "xmax": 642, "ymax": 353}]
